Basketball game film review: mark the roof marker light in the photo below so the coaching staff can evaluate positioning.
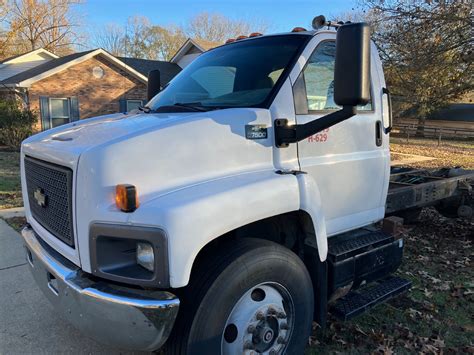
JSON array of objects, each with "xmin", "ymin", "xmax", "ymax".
[
  {"xmin": 226, "ymin": 38, "xmax": 236, "ymax": 43},
  {"xmin": 249, "ymin": 32, "xmax": 262, "ymax": 37},
  {"xmin": 235, "ymin": 35, "xmax": 248, "ymax": 40},
  {"xmin": 291, "ymin": 27, "xmax": 307, "ymax": 32}
]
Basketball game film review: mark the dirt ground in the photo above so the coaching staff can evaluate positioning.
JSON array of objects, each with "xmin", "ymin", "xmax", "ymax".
[{"xmin": 390, "ymin": 137, "xmax": 474, "ymax": 169}]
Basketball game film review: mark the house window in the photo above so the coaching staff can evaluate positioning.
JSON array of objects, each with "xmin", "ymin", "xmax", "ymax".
[
  {"xmin": 126, "ymin": 100, "xmax": 144, "ymax": 111},
  {"xmin": 50, "ymin": 98, "xmax": 70, "ymax": 128},
  {"xmin": 39, "ymin": 96, "xmax": 79, "ymax": 131}
]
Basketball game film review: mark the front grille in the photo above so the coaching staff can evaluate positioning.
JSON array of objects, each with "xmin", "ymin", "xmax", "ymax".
[{"xmin": 24, "ymin": 156, "xmax": 74, "ymax": 247}]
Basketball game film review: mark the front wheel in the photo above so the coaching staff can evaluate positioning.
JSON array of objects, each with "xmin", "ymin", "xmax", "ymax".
[{"xmin": 166, "ymin": 238, "xmax": 314, "ymax": 355}]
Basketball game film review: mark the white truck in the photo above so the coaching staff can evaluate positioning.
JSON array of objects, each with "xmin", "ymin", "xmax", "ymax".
[{"xmin": 20, "ymin": 17, "xmax": 412, "ymax": 354}]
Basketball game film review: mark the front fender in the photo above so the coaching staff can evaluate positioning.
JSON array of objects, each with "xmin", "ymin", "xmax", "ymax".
[
  {"xmin": 296, "ymin": 173, "xmax": 328, "ymax": 262},
  {"xmin": 129, "ymin": 170, "xmax": 328, "ymax": 288}
]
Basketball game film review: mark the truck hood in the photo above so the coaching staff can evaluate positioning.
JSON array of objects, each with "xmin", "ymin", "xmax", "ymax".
[
  {"xmin": 22, "ymin": 107, "xmax": 276, "ymax": 203},
  {"xmin": 22, "ymin": 111, "xmax": 195, "ymax": 167}
]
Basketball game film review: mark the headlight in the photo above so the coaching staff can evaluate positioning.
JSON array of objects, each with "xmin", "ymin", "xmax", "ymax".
[
  {"xmin": 90, "ymin": 223, "xmax": 169, "ymax": 287},
  {"xmin": 136, "ymin": 242, "xmax": 155, "ymax": 272}
]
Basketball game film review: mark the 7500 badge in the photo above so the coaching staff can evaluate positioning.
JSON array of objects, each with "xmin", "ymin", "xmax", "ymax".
[{"xmin": 245, "ymin": 125, "xmax": 268, "ymax": 140}]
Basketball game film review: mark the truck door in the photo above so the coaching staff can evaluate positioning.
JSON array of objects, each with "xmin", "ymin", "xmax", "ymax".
[{"xmin": 293, "ymin": 35, "xmax": 389, "ymax": 236}]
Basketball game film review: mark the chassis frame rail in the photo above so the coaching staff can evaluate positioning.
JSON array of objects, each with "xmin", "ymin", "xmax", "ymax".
[{"xmin": 386, "ymin": 168, "xmax": 474, "ymax": 214}]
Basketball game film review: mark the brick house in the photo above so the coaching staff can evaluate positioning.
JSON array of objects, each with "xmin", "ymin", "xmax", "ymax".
[{"xmin": 0, "ymin": 48, "xmax": 181, "ymax": 131}]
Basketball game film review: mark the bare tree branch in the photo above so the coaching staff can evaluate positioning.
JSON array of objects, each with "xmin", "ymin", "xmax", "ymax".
[
  {"xmin": 359, "ymin": 0, "xmax": 473, "ymax": 133},
  {"xmin": 1, "ymin": 0, "xmax": 84, "ymax": 58}
]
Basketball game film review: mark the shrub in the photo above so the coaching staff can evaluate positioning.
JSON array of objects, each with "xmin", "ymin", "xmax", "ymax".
[{"xmin": 0, "ymin": 99, "xmax": 37, "ymax": 150}]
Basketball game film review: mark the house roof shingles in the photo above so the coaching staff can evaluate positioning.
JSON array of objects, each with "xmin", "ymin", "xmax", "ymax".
[
  {"xmin": 1, "ymin": 50, "xmax": 96, "ymax": 85},
  {"xmin": 118, "ymin": 57, "xmax": 181, "ymax": 87},
  {"xmin": 1, "ymin": 49, "xmax": 181, "ymax": 86}
]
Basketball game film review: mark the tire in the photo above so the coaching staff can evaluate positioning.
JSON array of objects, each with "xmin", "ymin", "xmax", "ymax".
[
  {"xmin": 165, "ymin": 238, "xmax": 314, "ymax": 355},
  {"xmin": 435, "ymin": 197, "xmax": 463, "ymax": 218}
]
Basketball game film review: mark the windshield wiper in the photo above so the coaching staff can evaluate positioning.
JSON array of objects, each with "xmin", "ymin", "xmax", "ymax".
[
  {"xmin": 138, "ymin": 105, "xmax": 152, "ymax": 113},
  {"xmin": 172, "ymin": 102, "xmax": 209, "ymax": 112},
  {"xmin": 150, "ymin": 102, "xmax": 225, "ymax": 113}
]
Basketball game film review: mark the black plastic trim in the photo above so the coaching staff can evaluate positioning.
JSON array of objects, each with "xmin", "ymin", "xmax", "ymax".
[
  {"xmin": 376, "ymin": 120, "xmax": 383, "ymax": 146},
  {"xmin": 90, "ymin": 223, "xmax": 169, "ymax": 288},
  {"xmin": 275, "ymin": 106, "xmax": 356, "ymax": 147},
  {"xmin": 24, "ymin": 155, "xmax": 75, "ymax": 247}
]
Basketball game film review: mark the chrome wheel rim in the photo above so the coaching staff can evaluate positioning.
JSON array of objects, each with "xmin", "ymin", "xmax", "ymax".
[{"xmin": 221, "ymin": 282, "xmax": 295, "ymax": 355}]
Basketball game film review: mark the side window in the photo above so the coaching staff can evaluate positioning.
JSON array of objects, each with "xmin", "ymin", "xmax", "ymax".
[{"xmin": 295, "ymin": 41, "xmax": 372, "ymax": 114}]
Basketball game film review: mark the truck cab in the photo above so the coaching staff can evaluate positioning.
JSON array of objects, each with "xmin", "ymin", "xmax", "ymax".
[{"xmin": 20, "ymin": 18, "xmax": 408, "ymax": 354}]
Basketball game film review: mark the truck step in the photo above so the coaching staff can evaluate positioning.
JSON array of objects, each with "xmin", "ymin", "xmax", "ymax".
[
  {"xmin": 328, "ymin": 229, "xmax": 393, "ymax": 262},
  {"xmin": 331, "ymin": 276, "xmax": 411, "ymax": 320}
]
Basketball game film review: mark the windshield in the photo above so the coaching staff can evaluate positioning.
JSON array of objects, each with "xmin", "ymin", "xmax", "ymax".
[{"xmin": 147, "ymin": 35, "xmax": 309, "ymax": 111}]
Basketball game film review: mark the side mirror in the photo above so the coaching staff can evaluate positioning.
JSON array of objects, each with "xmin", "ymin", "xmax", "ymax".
[
  {"xmin": 274, "ymin": 22, "xmax": 372, "ymax": 148},
  {"xmin": 334, "ymin": 22, "xmax": 371, "ymax": 107},
  {"xmin": 147, "ymin": 70, "xmax": 161, "ymax": 101}
]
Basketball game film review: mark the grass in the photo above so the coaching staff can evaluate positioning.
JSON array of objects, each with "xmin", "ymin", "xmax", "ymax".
[{"xmin": 0, "ymin": 148, "xmax": 22, "ymax": 209}]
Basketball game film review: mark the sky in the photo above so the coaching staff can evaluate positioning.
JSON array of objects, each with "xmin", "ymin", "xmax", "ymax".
[{"xmin": 82, "ymin": 0, "xmax": 360, "ymax": 33}]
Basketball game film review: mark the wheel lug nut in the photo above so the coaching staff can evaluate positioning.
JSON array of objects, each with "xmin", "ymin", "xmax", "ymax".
[
  {"xmin": 247, "ymin": 324, "xmax": 257, "ymax": 334},
  {"xmin": 256, "ymin": 311, "xmax": 265, "ymax": 320},
  {"xmin": 244, "ymin": 340, "xmax": 254, "ymax": 350},
  {"xmin": 267, "ymin": 307, "xmax": 277, "ymax": 316},
  {"xmin": 280, "ymin": 322, "xmax": 289, "ymax": 330},
  {"xmin": 270, "ymin": 350, "xmax": 277, "ymax": 355},
  {"xmin": 277, "ymin": 311, "xmax": 287, "ymax": 319},
  {"xmin": 277, "ymin": 336, "xmax": 286, "ymax": 344}
]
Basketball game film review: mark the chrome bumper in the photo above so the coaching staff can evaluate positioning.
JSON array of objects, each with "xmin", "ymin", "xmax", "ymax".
[{"xmin": 21, "ymin": 225, "xmax": 180, "ymax": 351}]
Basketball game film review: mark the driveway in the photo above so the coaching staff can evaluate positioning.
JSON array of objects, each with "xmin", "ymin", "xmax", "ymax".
[{"xmin": 0, "ymin": 218, "xmax": 149, "ymax": 354}]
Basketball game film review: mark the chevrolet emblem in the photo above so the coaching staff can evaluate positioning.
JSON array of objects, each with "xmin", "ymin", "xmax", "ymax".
[{"xmin": 34, "ymin": 188, "xmax": 47, "ymax": 207}]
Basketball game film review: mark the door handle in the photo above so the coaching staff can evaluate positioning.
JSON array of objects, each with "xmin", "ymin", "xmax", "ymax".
[
  {"xmin": 382, "ymin": 87, "xmax": 393, "ymax": 133},
  {"xmin": 376, "ymin": 120, "xmax": 383, "ymax": 146}
]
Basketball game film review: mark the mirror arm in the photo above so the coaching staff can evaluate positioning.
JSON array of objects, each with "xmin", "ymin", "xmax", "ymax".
[{"xmin": 274, "ymin": 106, "xmax": 357, "ymax": 148}]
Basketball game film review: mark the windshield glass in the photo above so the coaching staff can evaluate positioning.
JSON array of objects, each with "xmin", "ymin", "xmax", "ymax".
[{"xmin": 147, "ymin": 35, "xmax": 309, "ymax": 111}]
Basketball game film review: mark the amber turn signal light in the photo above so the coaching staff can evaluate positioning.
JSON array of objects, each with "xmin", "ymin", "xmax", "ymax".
[
  {"xmin": 115, "ymin": 184, "xmax": 139, "ymax": 212},
  {"xmin": 291, "ymin": 27, "xmax": 307, "ymax": 32}
]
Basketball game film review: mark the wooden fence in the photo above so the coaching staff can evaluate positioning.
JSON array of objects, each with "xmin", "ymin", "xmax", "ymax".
[{"xmin": 392, "ymin": 122, "xmax": 474, "ymax": 143}]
